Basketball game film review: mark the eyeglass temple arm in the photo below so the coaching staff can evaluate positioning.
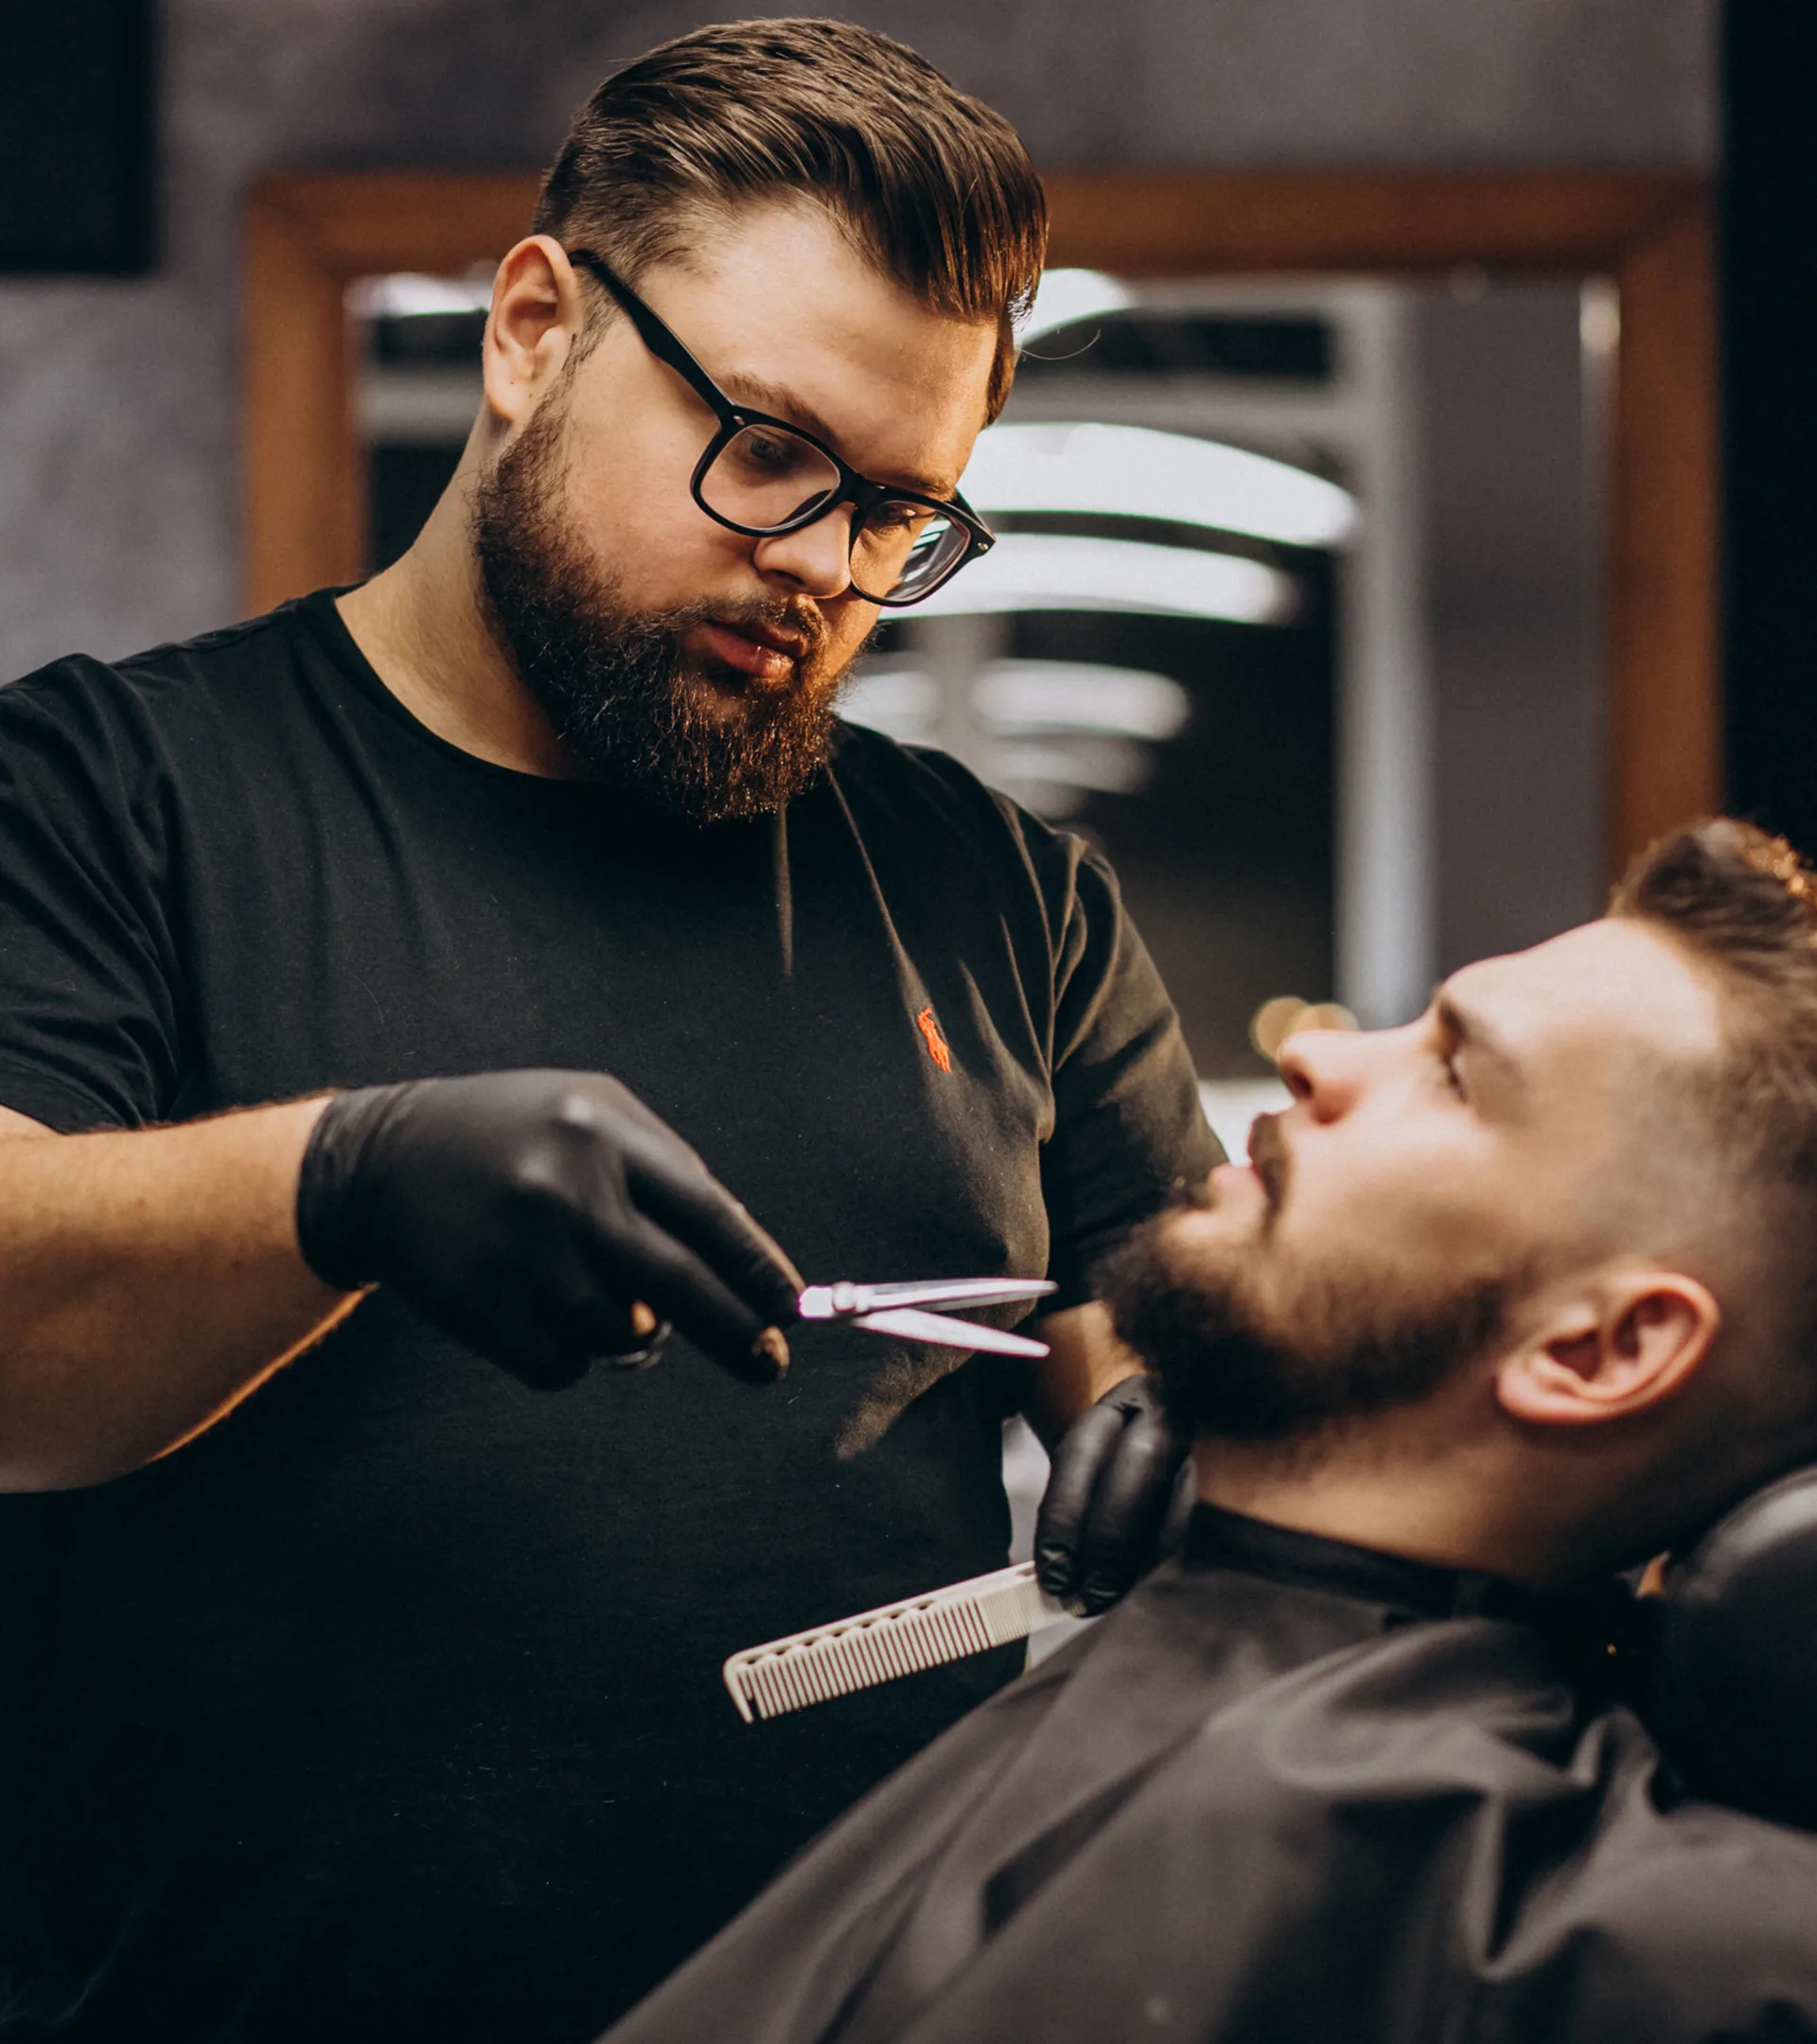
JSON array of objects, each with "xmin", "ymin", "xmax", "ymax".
[
  {"xmin": 951, "ymin": 490, "xmax": 992, "ymax": 541},
  {"xmin": 562, "ymin": 248, "xmax": 728, "ymax": 417}
]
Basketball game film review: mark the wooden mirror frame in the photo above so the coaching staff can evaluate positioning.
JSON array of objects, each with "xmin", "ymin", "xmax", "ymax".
[{"xmin": 245, "ymin": 169, "xmax": 1715, "ymax": 876}]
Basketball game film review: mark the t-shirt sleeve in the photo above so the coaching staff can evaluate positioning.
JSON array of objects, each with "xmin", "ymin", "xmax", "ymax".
[
  {"xmin": 1039, "ymin": 836, "xmax": 1224, "ymax": 1310},
  {"xmin": 0, "ymin": 665, "xmax": 185, "ymax": 1132}
]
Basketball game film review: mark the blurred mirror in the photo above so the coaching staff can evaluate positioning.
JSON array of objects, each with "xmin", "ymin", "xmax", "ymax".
[{"xmin": 351, "ymin": 263, "xmax": 1607, "ymax": 1135}]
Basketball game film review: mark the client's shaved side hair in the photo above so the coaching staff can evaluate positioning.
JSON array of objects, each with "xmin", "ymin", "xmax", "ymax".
[
  {"xmin": 534, "ymin": 17, "xmax": 1049, "ymax": 419},
  {"xmin": 1613, "ymin": 819, "xmax": 1817, "ymax": 1378}
]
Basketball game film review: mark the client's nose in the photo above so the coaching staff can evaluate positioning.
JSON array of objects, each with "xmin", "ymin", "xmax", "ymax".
[{"xmin": 1276, "ymin": 1028, "xmax": 1368, "ymax": 1121}]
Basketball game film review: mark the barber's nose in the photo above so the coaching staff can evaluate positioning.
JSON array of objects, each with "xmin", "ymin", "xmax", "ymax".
[
  {"xmin": 1275, "ymin": 1027, "xmax": 1369, "ymax": 1122},
  {"xmin": 751, "ymin": 507, "xmax": 854, "ymax": 601}
]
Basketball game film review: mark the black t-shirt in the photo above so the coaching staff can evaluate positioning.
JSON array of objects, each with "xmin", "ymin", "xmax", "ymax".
[{"xmin": 0, "ymin": 590, "xmax": 1217, "ymax": 2044}]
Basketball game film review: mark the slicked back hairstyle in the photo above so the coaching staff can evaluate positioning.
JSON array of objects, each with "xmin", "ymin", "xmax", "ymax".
[{"xmin": 532, "ymin": 19, "xmax": 1048, "ymax": 421}]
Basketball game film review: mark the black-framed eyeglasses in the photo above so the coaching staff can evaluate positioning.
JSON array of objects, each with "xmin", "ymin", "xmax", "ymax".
[{"xmin": 564, "ymin": 248, "xmax": 995, "ymax": 608}]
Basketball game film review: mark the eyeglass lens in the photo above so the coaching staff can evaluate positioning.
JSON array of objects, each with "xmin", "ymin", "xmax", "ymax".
[{"xmin": 700, "ymin": 422, "xmax": 970, "ymax": 602}]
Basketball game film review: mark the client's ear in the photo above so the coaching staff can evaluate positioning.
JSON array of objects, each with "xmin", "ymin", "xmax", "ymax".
[{"xmin": 1496, "ymin": 1270, "xmax": 1721, "ymax": 1427}]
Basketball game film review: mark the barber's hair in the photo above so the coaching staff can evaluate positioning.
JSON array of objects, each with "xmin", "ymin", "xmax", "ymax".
[
  {"xmin": 533, "ymin": 19, "xmax": 1048, "ymax": 420},
  {"xmin": 1613, "ymin": 818, "xmax": 1817, "ymax": 1225}
]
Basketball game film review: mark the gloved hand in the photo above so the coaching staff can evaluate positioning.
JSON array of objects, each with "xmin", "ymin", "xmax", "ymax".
[
  {"xmin": 295, "ymin": 1069, "xmax": 803, "ymax": 1390},
  {"xmin": 1034, "ymin": 1374, "xmax": 1191, "ymax": 1614}
]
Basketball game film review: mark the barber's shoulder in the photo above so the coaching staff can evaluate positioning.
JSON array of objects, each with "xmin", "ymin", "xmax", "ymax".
[
  {"xmin": 831, "ymin": 715, "xmax": 1095, "ymax": 875},
  {"xmin": 2, "ymin": 595, "xmax": 326, "ymax": 759}
]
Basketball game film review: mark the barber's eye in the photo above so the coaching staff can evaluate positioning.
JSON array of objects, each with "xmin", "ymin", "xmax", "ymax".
[
  {"xmin": 744, "ymin": 432, "xmax": 798, "ymax": 473},
  {"xmin": 869, "ymin": 502, "xmax": 930, "ymax": 536}
]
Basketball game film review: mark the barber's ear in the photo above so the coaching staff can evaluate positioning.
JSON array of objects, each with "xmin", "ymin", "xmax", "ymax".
[
  {"xmin": 1495, "ymin": 1272, "xmax": 1720, "ymax": 1427},
  {"xmin": 482, "ymin": 236, "xmax": 585, "ymax": 426}
]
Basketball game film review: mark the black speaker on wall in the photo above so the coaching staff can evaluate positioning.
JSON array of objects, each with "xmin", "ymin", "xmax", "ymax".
[
  {"xmin": 0, "ymin": 0, "xmax": 156, "ymax": 273},
  {"xmin": 1722, "ymin": 0, "xmax": 1817, "ymax": 846}
]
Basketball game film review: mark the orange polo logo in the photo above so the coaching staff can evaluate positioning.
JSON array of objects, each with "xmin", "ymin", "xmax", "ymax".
[{"xmin": 914, "ymin": 1006, "xmax": 952, "ymax": 1072}]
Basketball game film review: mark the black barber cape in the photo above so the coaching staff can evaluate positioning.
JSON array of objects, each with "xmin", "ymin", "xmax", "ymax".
[
  {"xmin": 0, "ymin": 591, "xmax": 1216, "ymax": 2043},
  {"xmin": 605, "ymin": 1507, "xmax": 1817, "ymax": 2044}
]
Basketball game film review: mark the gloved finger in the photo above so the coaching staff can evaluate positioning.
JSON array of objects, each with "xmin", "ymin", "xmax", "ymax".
[
  {"xmin": 1033, "ymin": 1397, "xmax": 1130, "ymax": 1602},
  {"xmin": 1073, "ymin": 1402, "xmax": 1190, "ymax": 1613},
  {"xmin": 510, "ymin": 1347, "xmax": 595, "ymax": 1392},
  {"xmin": 536, "ymin": 1282, "xmax": 661, "ymax": 1366},
  {"xmin": 526, "ymin": 1291, "xmax": 671, "ymax": 1381},
  {"xmin": 599, "ymin": 1320, "xmax": 673, "ymax": 1372},
  {"xmin": 582, "ymin": 1214, "xmax": 788, "ymax": 1384},
  {"xmin": 442, "ymin": 1290, "xmax": 596, "ymax": 1391},
  {"xmin": 628, "ymin": 1151, "xmax": 805, "ymax": 1324}
]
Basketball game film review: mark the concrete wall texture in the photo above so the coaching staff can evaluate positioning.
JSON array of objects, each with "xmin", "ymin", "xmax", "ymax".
[{"xmin": 0, "ymin": 0, "xmax": 1716, "ymax": 678}]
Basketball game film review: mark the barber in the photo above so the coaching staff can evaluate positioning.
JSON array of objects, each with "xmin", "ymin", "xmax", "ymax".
[{"xmin": 0, "ymin": 23, "xmax": 1212, "ymax": 2044}]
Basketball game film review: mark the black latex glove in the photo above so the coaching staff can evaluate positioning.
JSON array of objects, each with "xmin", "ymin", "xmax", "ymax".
[
  {"xmin": 1034, "ymin": 1374, "xmax": 1191, "ymax": 1614},
  {"xmin": 295, "ymin": 1069, "xmax": 803, "ymax": 1390}
]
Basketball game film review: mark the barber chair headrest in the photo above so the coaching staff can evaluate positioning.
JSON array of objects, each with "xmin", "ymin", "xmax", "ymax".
[{"xmin": 1650, "ymin": 1462, "xmax": 1817, "ymax": 1831}]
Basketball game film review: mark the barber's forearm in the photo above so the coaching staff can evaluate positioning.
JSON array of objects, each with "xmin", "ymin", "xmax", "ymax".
[
  {"xmin": 0, "ymin": 1099, "xmax": 350, "ymax": 1491},
  {"xmin": 1023, "ymin": 1300, "xmax": 1143, "ymax": 1451}
]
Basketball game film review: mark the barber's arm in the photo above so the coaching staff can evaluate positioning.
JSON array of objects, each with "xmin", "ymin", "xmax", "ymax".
[
  {"xmin": 1025, "ymin": 1303, "xmax": 1189, "ymax": 1614},
  {"xmin": 0, "ymin": 1069, "xmax": 801, "ymax": 1493}
]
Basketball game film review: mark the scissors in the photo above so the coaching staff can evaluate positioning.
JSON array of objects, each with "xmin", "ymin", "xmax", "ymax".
[
  {"xmin": 796, "ymin": 1278, "xmax": 1057, "ymax": 1357},
  {"xmin": 609, "ymin": 1276, "xmax": 1056, "ymax": 1368}
]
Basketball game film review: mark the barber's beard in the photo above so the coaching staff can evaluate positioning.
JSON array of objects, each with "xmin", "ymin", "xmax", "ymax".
[
  {"xmin": 472, "ymin": 396, "xmax": 850, "ymax": 825},
  {"xmin": 1100, "ymin": 1172, "xmax": 1526, "ymax": 1452}
]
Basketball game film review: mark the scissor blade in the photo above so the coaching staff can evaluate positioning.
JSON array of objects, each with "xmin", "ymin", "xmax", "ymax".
[
  {"xmin": 853, "ymin": 1307, "xmax": 1050, "ymax": 1358},
  {"xmin": 797, "ymin": 1278, "xmax": 1056, "ymax": 1321},
  {"xmin": 852, "ymin": 1278, "xmax": 1057, "ymax": 1313}
]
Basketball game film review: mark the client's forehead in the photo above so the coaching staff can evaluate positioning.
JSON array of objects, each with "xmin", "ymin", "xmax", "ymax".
[{"xmin": 1447, "ymin": 917, "xmax": 1724, "ymax": 1102}]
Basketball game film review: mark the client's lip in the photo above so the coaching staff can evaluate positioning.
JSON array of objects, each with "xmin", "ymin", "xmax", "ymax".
[{"xmin": 697, "ymin": 617, "xmax": 807, "ymax": 681}]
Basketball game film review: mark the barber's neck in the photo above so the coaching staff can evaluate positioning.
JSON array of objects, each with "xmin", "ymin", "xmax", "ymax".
[{"xmin": 336, "ymin": 427, "xmax": 578, "ymax": 780}]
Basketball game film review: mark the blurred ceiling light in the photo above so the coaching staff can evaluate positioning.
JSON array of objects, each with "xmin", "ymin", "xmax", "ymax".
[
  {"xmin": 911, "ymin": 533, "xmax": 1295, "ymax": 625},
  {"xmin": 348, "ymin": 273, "xmax": 494, "ymax": 319},
  {"xmin": 972, "ymin": 662, "xmax": 1191, "ymax": 742},
  {"xmin": 982, "ymin": 737, "xmax": 1151, "ymax": 796},
  {"xmin": 840, "ymin": 660, "xmax": 1191, "ymax": 760},
  {"xmin": 838, "ymin": 668, "xmax": 939, "ymax": 744},
  {"xmin": 961, "ymin": 422, "xmax": 1357, "ymax": 548},
  {"xmin": 1018, "ymin": 268, "xmax": 1136, "ymax": 343}
]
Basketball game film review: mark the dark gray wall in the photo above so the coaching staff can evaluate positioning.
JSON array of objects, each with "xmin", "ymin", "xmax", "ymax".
[{"xmin": 0, "ymin": 0, "xmax": 1715, "ymax": 678}]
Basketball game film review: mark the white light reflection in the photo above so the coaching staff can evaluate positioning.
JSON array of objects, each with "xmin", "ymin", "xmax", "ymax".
[
  {"xmin": 839, "ymin": 660, "xmax": 1194, "ymax": 814},
  {"xmin": 971, "ymin": 663, "xmax": 1190, "ymax": 742},
  {"xmin": 347, "ymin": 273, "xmax": 494, "ymax": 319},
  {"xmin": 911, "ymin": 533, "xmax": 1294, "ymax": 625},
  {"xmin": 961, "ymin": 423, "xmax": 1356, "ymax": 549},
  {"xmin": 986, "ymin": 737, "xmax": 1151, "ymax": 796},
  {"xmin": 839, "ymin": 668, "xmax": 938, "ymax": 745},
  {"xmin": 1017, "ymin": 269, "xmax": 1136, "ymax": 343}
]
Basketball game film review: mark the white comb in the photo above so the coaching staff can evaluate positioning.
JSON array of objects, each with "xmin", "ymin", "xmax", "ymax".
[{"xmin": 722, "ymin": 1561, "xmax": 1081, "ymax": 1722}]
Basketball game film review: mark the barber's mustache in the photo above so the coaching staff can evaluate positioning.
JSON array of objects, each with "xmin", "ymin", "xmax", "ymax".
[{"xmin": 698, "ymin": 595, "xmax": 831, "ymax": 664}]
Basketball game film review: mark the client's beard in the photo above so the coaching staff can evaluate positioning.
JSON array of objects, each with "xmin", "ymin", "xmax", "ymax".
[
  {"xmin": 1100, "ymin": 1190, "xmax": 1525, "ymax": 1450},
  {"xmin": 472, "ymin": 394, "xmax": 849, "ymax": 825}
]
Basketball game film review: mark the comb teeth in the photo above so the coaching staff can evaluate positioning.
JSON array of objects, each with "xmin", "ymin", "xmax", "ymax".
[{"xmin": 723, "ymin": 1562, "xmax": 1076, "ymax": 1721}]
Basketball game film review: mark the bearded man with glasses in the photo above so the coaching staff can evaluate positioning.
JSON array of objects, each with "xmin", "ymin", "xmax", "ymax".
[{"xmin": 0, "ymin": 20, "xmax": 1218, "ymax": 2043}]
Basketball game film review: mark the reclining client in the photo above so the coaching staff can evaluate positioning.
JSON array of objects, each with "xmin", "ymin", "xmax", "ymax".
[{"xmin": 602, "ymin": 818, "xmax": 1817, "ymax": 2044}]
